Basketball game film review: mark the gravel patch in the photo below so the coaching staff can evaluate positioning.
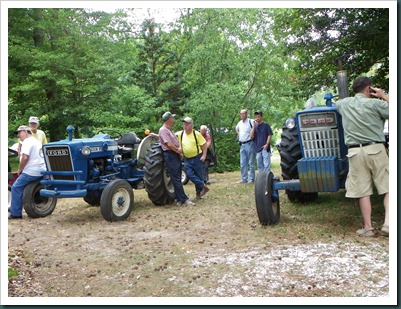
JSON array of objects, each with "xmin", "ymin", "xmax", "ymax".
[{"xmin": 192, "ymin": 242, "xmax": 389, "ymax": 297}]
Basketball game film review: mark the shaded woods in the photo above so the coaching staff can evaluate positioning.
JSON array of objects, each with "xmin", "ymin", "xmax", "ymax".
[{"xmin": 7, "ymin": 7, "xmax": 389, "ymax": 171}]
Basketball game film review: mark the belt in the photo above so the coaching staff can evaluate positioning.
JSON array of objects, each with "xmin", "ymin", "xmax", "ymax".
[
  {"xmin": 184, "ymin": 153, "xmax": 201, "ymax": 160},
  {"xmin": 347, "ymin": 141, "xmax": 384, "ymax": 149},
  {"xmin": 239, "ymin": 140, "xmax": 253, "ymax": 145}
]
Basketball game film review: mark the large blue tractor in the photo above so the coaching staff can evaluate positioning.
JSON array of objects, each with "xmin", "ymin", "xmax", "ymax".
[
  {"xmin": 255, "ymin": 69, "xmax": 354, "ymax": 225},
  {"xmin": 254, "ymin": 93, "xmax": 350, "ymax": 225}
]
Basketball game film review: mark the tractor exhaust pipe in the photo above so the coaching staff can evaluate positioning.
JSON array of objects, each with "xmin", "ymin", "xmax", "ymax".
[
  {"xmin": 335, "ymin": 57, "xmax": 349, "ymax": 99},
  {"xmin": 67, "ymin": 125, "xmax": 74, "ymax": 141}
]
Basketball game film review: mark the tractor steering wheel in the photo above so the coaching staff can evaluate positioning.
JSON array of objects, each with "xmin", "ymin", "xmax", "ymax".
[{"xmin": 97, "ymin": 129, "xmax": 122, "ymax": 141}]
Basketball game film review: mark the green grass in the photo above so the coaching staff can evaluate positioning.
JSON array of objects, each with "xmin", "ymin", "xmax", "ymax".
[{"xmin": 8, "ymin": 268, "xmax": 19, "ymax": 278}]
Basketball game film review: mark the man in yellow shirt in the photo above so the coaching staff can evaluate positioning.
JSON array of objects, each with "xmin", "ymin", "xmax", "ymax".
[
  {"xmin": 176, "ymin": 117, "xmax": 210, "ymax": 200},
  {"xmin": 17, "ymin": 116, "xmax": 48, "ymax": 156}
]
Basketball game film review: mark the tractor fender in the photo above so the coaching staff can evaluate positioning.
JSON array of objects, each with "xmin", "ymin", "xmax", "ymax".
[{"xmin": 137, "ymin": 134, "xmax": 159, "ymax": 165}]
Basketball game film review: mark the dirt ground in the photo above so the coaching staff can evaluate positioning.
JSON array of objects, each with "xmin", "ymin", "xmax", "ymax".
[{"xmin": 7, "ymin": 159, "xmax": 391, "ymax": 304}]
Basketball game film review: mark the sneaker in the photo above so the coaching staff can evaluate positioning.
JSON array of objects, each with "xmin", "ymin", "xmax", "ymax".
[
  {"xmin": 356, "ymin": 227, "xmax": 375, "ymax": 237},
  {"xmin": 381, "ymin": 225, "xmax": 389, "ymax": 236},
  {"xmin": 176, "ymin": 201, "xmax": 183, "ymax": 206},
  {"xmin": 248, "ymin": 180, "xmax": 255, "ymax": 184},
  {"xmin": 199, "ymin": 186, "xmax": 209, "ymax": 198},
  {"xmin": 184, "ymin": 200, "xmax": 196, "ymax": 207},
  {"xmin": 236, "ymin": 180, "xmax": 247, "ymax": 184}
]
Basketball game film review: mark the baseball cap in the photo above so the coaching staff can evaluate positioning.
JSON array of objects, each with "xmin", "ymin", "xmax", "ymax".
[
  {"xmin": 162, "ymin": 112, "xmax": 176, "ymax": 122},
  {"xmin": 15, "ymin": 125, "xmax": 32, "ymax": 133},
  {"xmin": 182, "ymin": 117, "xmax": 193, "ymax": 124},
  {"xmin": 254, "ymin": 110, "xmax": 263, "ymax": 116},
  {"xmin": 28, "ymin": 116, "xmax": 39, "ymax": 124}
]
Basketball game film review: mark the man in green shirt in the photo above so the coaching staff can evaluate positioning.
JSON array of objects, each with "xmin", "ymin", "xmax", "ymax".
[{"xmin": 336, "ymin": 76, "xmax": 389, "ymax": 237}]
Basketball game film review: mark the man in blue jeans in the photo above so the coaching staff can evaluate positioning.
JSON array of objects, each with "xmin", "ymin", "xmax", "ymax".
[
  {"xmin": 235, "ymin": 109, "xmax": 255, "ymax": 183},
  {"xmin": 250, "ymin": 110, "xmax": 273, "ymax": 173},
  {"xmin": 9, "ymin": 125, "xmax": 46, "ymax": 219},
  {"xmin": 176, "ymin": 117, "xmax": 209, "ymax": 200},
  {"xmin": 158, "ymin": 112, "xmax": 196, "ymax": 206}
]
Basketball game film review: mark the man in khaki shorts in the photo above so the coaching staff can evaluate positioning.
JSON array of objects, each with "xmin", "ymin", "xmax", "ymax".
[{"xmin": 336, "ymin": 76, "xmax": 389, "ymax": 237}]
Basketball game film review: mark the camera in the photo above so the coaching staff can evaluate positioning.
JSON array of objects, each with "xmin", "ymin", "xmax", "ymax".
[{"xmin": 369, "ymin": 87, "xmax": 376, "ymax": 94}]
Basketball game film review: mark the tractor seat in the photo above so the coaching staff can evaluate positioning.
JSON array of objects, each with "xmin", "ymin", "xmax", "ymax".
[
  {"xmin": 117, "ymin": 132, "xmax": 141, "ymax": 155},
  {"xmin": 117, "ymin": 132, "xmax": 141, "ymax": 147}
]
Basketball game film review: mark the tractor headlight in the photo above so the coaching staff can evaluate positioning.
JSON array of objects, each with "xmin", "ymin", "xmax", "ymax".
[
  {"xmin": 81, "ymin": 146, "xmax": 91, "ymax": 156},
  {"xmin": 285, "ymin": 118, "xmax": 296, "ymax": 129}
]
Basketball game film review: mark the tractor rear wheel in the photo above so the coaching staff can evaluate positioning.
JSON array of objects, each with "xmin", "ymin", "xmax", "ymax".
[
  {"xmin": 280, "ymin": 126, "xmax": 318, "ymax": 203},
  {"xmin": 100, "ymin": 179, "xmax": 134, "ymax": 221},
  {"xmin": 143, "ymin": 142, "xmax": 175, "ymax": 205},
  {"xmin": 23, "ymin": 180, "xmax": 57, "ymax": 218},
  {"xmin": 255, "ymin": 171, "xmax": 280, "ymax": 225}
]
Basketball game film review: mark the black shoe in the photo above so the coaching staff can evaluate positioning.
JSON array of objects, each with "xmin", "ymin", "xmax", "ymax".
[{"xmin": 8, "ymin": 214, "xmax": 22, "ymax": 220}]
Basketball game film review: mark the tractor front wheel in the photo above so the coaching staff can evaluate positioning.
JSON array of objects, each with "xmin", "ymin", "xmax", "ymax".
[
  {"xmin": 100, "ymin": 179, "xmax": 134, "ymax": 222},
  {"xmin": 255, "ymin": 171, "xmax": 280, "ymax": 225},
  {"xmin": 23, "ymin": 180, "xmax": 57, "ymax": 218}
]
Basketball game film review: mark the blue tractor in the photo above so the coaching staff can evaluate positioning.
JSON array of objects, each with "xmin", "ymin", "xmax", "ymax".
[
  {"xmin": 255, "ymin": 68, "xmax": 352, "ymax": 225},
  {"xmin": 22, "ymin": 126, "xmax": 174, "ymax": 222}
]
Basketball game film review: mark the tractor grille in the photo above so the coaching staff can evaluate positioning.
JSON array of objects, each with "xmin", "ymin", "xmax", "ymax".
[
  {"xmin": 298, "ymin": 111, "xmax": 340, "ymax": 158},
  {"xmin": 301, "ymin": 129, "xmax": 341, "ymax": 157},
  {"xmin": 43, "ymin": 145, "xmax": 74, "ymax": 180}
]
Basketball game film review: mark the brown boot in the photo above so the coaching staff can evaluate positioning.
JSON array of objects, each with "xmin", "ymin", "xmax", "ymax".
[
  {"xmin": 196, "ymin": 192, "xmax": 203, "ymax": 200},
  {"xmin": 199, "ymin": 185, "xmax": 209, "ymax": 198}
]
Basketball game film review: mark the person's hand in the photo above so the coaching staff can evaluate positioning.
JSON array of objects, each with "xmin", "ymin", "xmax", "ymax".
[{"xmin": 370, "ymin": 87, "xmax": 388, "ymax": 101}]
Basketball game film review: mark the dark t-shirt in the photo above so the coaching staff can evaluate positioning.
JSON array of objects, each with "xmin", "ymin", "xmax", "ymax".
[{"xmin": 254, "ymin": 122, "xmax": 272, "ymax": 152}]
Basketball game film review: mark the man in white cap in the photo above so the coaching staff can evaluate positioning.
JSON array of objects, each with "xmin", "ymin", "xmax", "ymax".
[
  {"xmin": 28, "ymin": 116, "xmax": 47, "ymax": 144},
  {"xmin": 158, "ymin": 112, "xmax": 196, "ymax": 206},
  {"xmin": 9, "ymin": 125, "xmax": 46, "ymax": 219},
  {"xmin": 176, "ymin": 117, "xmax": 209, "ymax": 200},
  {"xmin": 17, "ymin": 116, "xmax": 48, "ymax": 157}
]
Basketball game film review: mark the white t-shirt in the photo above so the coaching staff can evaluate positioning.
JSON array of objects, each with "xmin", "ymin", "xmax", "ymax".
[
  {"xmin": 236, "ymin": 118, "xmax": 254, "ymax": 143},
  {"xmin": 20, "ymin": 136, "xmax": 45, "ymax": 177}
]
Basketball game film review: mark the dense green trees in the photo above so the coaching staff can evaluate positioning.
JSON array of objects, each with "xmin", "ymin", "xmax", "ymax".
[
  {"xmin": 268, "ymin": 8, "xmax": 389, "ymax": 93},
  {"xmin": 7, "ymin": 7, "xmax": 390, "ymax": 170}
]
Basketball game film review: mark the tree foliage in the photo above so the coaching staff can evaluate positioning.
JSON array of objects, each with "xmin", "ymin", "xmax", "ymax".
[
  {"xmin": 268, "ymin": 8, "xmax": 389, "ymax": 94},
  {"xmin": 7, "ymin": 7, "xmax": 390, "ymax": 170}
]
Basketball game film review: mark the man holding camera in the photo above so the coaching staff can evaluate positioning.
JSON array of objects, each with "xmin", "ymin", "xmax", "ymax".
[{"xmin": 250, "ymin": 110, "xmax": 273, "ymax": 173}]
